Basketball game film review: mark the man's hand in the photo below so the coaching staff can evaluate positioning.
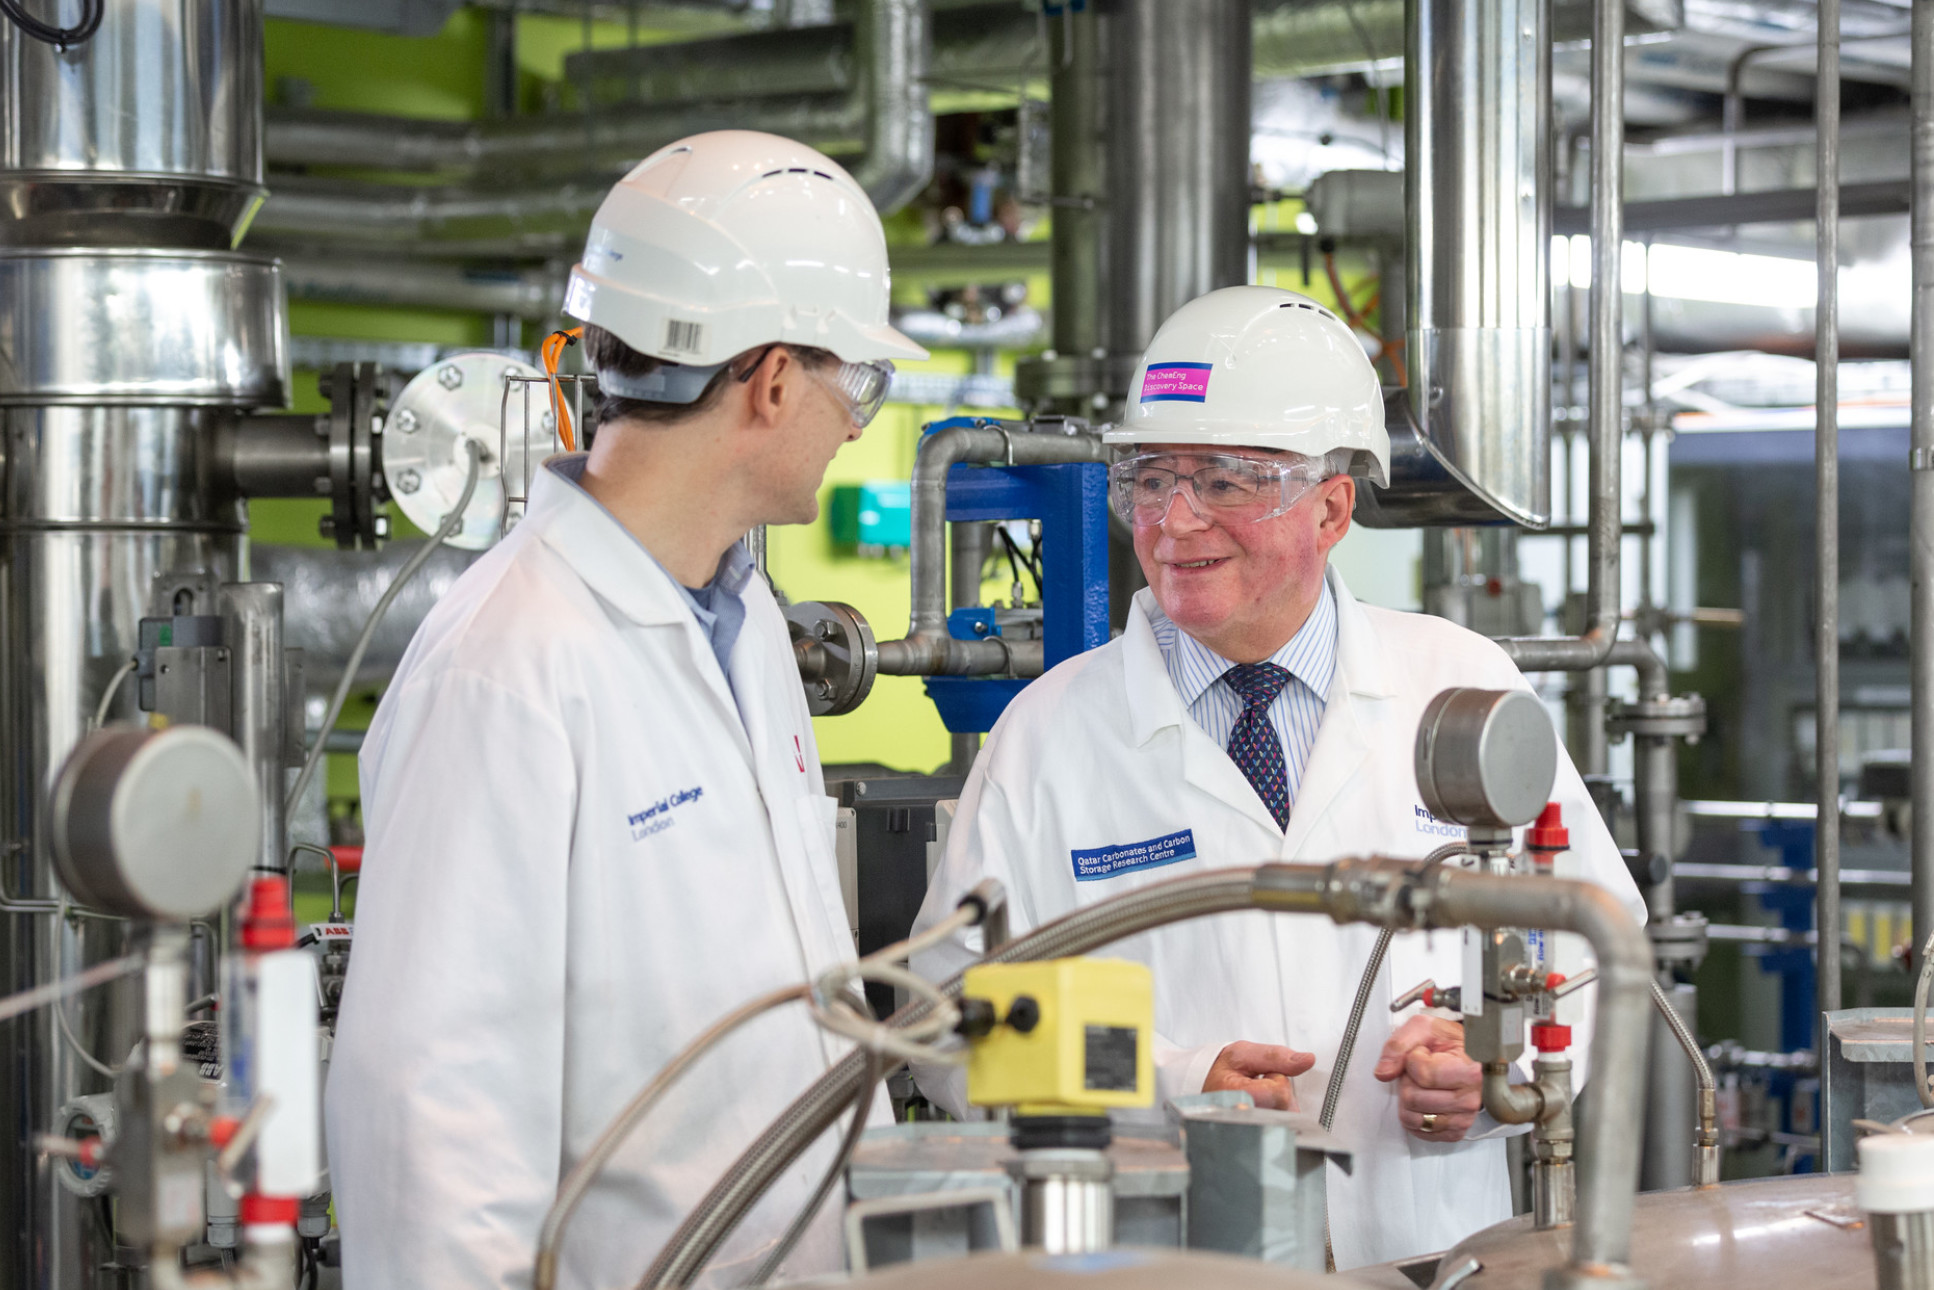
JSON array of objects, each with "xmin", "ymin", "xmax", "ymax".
[
  {"xmin": 1202, "ymin": 1041, "xmax": 1316, "ymax": 1111},
  {"xmin": 1373, "ymin": 1016, "xmax": 1482, "ymax": 1141}
]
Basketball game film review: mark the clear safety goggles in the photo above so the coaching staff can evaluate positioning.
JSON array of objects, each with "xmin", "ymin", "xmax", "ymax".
[
  {"xmin": 804, "ymin": 357, "xmax": 896, "ymax": 429},
  {"xmin": 1107, "ymin": 451, "xmax": 1328, "ymax": 526}
]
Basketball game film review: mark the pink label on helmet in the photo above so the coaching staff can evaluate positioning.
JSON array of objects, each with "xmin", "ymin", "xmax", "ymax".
[{"xmin": 1139, "ymin": 362, "xmax": 1213, "ymax": 403}]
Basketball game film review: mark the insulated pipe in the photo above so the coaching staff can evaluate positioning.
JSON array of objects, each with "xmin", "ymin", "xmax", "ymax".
[
  {"xmin": 1398, "ymin": 0, "xmax": 1552, "ymax": 528},
  {"xmin": 875, "ymin": 425, "xmax": 1108, "ymax": 677},
  {"xmin": 254, "ymin": 0, "xmax": 932, "ymax": 226},
  {"xmin": 1494, "ymin": 0, "xmax": 1622, "ymax": 674},
  {"xmin": 1912, "ymin": 0, "xmax": 1934, "ymax": 971},
  {"xmin": 1818, "ymin": 0, "xmax": 1844, "ymax": 1040},
  {"xmin": 640, "ymin": 859, "xmax": 1653, "ymax": 1290}
]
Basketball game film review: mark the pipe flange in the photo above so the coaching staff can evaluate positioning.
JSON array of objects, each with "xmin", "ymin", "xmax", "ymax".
[
  {"xmin": 787, "ymin": 600, "xmax": 878, "ymax": 717},
  {"xmin": 320, "ymin": 362, "xmax": 391, "ymax": 550},
  {"xmin": 1607, "ymin": 693, "xmax": 1707, "ymax": 742},
  {"xmin": 1649, "ymin": 911, "xmax": 1710, "ymax": 968}
]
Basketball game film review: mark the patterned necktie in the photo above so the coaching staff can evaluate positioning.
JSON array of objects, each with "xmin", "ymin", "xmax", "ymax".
[{"xmin": 1224, "ymin": 662, "xmax": 1293, "ymax": 829}]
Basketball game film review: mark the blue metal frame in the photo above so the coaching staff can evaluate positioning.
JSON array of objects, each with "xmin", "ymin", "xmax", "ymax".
[{"xmin": 920, "ymin": 419, "xmax": 1111, "ymax": 734}]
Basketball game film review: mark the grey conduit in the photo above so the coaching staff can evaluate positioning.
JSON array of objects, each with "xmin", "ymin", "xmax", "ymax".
[
  {"xmin": 1817, "ymin": 0, "xmax": 1844, "ymax": 1040},
  {"xmin": 1912, "ymin": 0, "xmax": 1934, "ymax": 973}
]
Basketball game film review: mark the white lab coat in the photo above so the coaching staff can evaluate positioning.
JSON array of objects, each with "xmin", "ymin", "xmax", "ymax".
[
  {"xmin": 327, "ymin": 462, "xmax": 861, "ymax": 1290},
  {"xmin": 910, "ymin": 569, "xmax": 1644, "ymax": 1270}
]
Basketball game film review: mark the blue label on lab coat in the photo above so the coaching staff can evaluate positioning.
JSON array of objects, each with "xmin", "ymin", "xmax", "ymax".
[{"xmin": 1071, "ymin": 829, "xmax": 1196, "ymax": 881}]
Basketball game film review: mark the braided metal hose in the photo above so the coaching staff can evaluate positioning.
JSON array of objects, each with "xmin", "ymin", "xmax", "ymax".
[
  {"xmin": 637, "ymin": 869, "xmax": 1276, "ymax": 1287},
  {"xmin": 1318, "ymin": 842, "xmax": 1472, "ymax": 1130}
]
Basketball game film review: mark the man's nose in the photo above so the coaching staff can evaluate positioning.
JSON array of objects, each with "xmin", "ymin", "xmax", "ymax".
[{"xmin": 1155, "ymin": 482, "xmax": 1213, "ymax": 533}]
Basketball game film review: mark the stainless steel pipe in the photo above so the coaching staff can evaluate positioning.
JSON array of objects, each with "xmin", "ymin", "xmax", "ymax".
[
  {"xmin": 1817, "ymin": 0, "xmax": 1844, "ymax": 1042},
  {"xmin": 875, "ymin": 425, "xmax": 1107, "ymax": 677},
  {"xmin": 1389, "ymin": 0, "xmax": 1551, "ymax": 528},
  {"xmin": 1913, "ymin": 0, "xmax": 1934, "ymax": 973},
  {"xmin": 1495, "ymin": 0, "xmax": 1621, "ymax": 672},
  {"xmin": 1104, "ymin": 0, "xmax": 1253, "ymax": 365}
]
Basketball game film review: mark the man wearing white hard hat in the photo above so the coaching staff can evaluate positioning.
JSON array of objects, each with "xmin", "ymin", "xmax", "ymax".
[
  {"xmin": 328, "ymin": 132, "xmax": 927, "ymax": 1289},
  {"xmin": 909, "ymin": 285, "xmax": 1642, "ymax": 1268}
]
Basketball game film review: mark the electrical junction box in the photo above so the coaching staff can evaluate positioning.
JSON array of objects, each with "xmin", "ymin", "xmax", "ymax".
[
  {"xmin": 829, "ymin": 481, "xmax": 912, "ymax": 553},
  {"xmin": 963, "ymin": 957, "xmax": 1153, "ymax": 1112}
]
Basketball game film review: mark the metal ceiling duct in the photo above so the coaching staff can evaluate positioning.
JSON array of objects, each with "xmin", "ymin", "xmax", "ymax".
[
  {"xmin": 0, "ymin": 4, "xmax": 288, "ymax": 1287},
  {"xmin": 1355, "ymin": 0, "xmax": 1552, "ymax": 529}
]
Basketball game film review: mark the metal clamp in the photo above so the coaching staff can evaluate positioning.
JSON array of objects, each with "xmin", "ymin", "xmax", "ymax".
[{"xmin": 1606, "ymin": 693, "xmax": 1707, "ymax": 742}]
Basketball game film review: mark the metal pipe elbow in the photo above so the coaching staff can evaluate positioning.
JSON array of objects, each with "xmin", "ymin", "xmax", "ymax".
[{"xmin": 1483, "ymin": 1062, "xmax": 1547, "ymax": 1125}]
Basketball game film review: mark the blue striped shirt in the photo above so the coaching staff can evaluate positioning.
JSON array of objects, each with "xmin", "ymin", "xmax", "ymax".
[{"xmin": 1148, "ymin": 578, "xmax": 1339, "ymax": 813}]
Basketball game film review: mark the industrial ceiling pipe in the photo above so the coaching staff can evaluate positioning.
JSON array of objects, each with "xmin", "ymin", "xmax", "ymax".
[{"xmin": 253, "ymin": 0, "xmax": 932, "ymax": 234}]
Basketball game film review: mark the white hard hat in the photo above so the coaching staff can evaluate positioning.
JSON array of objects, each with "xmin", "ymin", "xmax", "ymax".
[
  {"xmin": 564, "ymin": 130, "xmax": 928, "ymax": 367},
  {"xmin": 1104, "ymin": 285, "xmax": 1390, "ymax": 488}
]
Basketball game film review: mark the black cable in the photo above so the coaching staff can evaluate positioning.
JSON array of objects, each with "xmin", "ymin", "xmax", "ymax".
[
  {"xmin": 0, "ymin": 0, "xmax": 104, "ymax": 48},
  {"xmin": 995, "ymin": 526, "xmax": 1043, "ymax": 603},
  {"xmin": 992, "ymin": 525, "xmax": 1025, "ymax": 593}
]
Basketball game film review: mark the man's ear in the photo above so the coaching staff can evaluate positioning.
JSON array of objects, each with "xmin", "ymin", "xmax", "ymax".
[
  {"xmin": 741, "ymin": 345, "xmax": 796, "ymax": 428},
  {"xmin": 1315, "ymin": 474, "xmax": 1355, "ymax": 554}
]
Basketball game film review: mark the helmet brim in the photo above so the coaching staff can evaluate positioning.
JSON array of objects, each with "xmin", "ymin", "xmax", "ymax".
[{"xmin": 843, "ymin": 321, "xmax": 930, "ymax": 364}]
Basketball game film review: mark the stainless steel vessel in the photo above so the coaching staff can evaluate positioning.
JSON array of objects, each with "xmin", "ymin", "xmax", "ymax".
[
  {"xmin": 1352, "ymin": 1177, "xmax": 1874, "ymax": 1290},
  {"xmin": 0, "ymin": 0, "xmax": 265, "ymax": 248},
  {"xmin": 0, "ymin": 3, "xmax": 282, "ymax": 1285}
]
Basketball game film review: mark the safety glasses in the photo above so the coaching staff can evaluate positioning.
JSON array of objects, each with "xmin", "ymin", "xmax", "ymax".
[
  {"xmin": 807, "ymin": 358, "xmax": 896, "ymax": 429},
  {"xmin": 735, "ymin": 347, "xmax": 896, "ymax": 429},
  {"xmin": 1107, "ymin": 452, "xmax": 1327, "ymax": 526}
]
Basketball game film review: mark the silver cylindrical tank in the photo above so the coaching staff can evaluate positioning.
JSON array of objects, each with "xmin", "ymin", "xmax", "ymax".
[
  {"xmin": 1351, "ymin": 1176, "xmax": 1874, "ymax": 1290},
  {"xmin": 1, "ymin": 4, "xmax": 285, "ymax": 1286},
  {"xmin": 0, "ymin": 0, "xmax": 265, "ymax": 248},
  {"xmin": 1359, "ymin": 0, "xmax": 1551, "ymax": 527}
]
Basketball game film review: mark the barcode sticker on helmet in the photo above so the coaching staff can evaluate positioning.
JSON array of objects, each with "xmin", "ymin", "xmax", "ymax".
[{"xmin": 664, "ymin": 319, "xmax": 705, "ymax": 355}]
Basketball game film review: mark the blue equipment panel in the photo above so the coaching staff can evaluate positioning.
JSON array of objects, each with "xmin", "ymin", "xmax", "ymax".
[{"xmin": 920, "ymin": 419, "xmax": 1111, "ymax": 734}]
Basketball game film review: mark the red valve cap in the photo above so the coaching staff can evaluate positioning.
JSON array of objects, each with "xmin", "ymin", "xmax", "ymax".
[{"xmin": 1531, "ymin": 1022, "xmax": 1572, "ymax": 1053}]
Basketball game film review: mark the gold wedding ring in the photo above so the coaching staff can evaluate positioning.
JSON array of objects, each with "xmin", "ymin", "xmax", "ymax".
[{"xmin": 1420, "ymin": 1113, "xmax": 1441, "ymax": 1133}]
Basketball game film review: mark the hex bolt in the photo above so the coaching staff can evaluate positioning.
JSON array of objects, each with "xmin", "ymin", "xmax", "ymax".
[
  {"xmin": 394, "ymin": 468, "xmax": 422, "ymax": 495},
  {"xmin": 815, "ymin": 620, "xmax": 837, "ymax": 641},
  {"xmin": 393, "ymin": 409, "xmax": 419, "ymax": 434},
  {"xmin": 437, "ymin": 365, "xmax": 463, "ymax": 390}
]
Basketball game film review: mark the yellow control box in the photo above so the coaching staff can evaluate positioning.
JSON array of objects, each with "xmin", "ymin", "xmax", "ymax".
[{"xmin": 962, "ymin": 957, "xmax": 1154, "ymax": 1112}]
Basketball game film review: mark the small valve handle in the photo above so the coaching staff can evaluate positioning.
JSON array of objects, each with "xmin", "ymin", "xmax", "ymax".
[
  {"xmin": 1391, "ymin": 978, "xmax": 1437, "ymax": 1012},
  {"xmin": 1391, "ymin": 979, "xmax": 1462, "ymax": 1013},
  {"xmin": 1550, "ymin": 967, "xmax": 1598, "ymax": 999}
]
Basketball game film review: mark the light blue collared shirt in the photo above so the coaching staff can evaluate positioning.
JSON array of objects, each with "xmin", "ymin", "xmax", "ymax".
[
  {"xmin": 1148, "ymin": 576, "xmax": 1339, "ymax": 815},
  {"xmin": 545, "ymin": 456, "xmax": 752, "ymax": 685}
]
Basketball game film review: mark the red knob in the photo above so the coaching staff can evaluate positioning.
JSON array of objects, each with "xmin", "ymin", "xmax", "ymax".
[
  {"xmin": 1528, "ymin": 802, "xmax": 1569, "ymax": 852},
  {"xmin": 1531, "ymin": 1022, "xmax": 1572, "ymax": 1053}
]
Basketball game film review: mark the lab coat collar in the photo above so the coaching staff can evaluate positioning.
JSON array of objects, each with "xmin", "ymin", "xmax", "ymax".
[
  {"xmin": 1122, "ymin": 566, "xmax": 1397, "ymax": 848},
  {"xmin": 1123, "ymin": 564, "xmax": 1390, "ymax": 744},
  {"xmin": 522, "ymin": 455, "xmax": 716, "ymax": 631}
]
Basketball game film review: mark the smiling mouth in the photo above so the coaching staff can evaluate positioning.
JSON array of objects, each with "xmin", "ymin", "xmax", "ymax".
[{"xmin": 1170, "ymin": 558, "xmax": 1228, "ymax": 570}]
